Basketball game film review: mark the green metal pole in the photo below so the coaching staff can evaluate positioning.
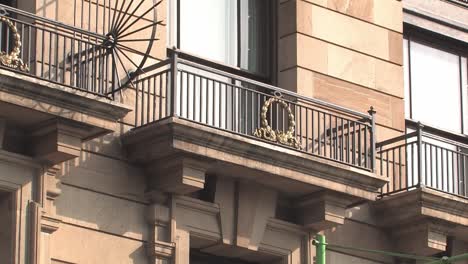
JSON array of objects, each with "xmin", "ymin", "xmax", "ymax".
[{"xmin": 316, "ymin": 235, "xmax": 326, "ymax": 264}]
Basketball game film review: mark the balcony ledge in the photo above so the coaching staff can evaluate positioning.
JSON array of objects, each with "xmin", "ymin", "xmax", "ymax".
[
  {"xmin": 122, "ymin": 117, "xmax": 387, "ymax": 201},
  {"xmin": 373, "ymin": 187, "xmax": 468, "ymax": 255},
  {"xmin": 374, "ymin": 187, "xmax": 468, "ymax": 226}
]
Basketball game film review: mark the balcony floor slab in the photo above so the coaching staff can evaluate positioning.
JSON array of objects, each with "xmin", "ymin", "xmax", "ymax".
[{"xmin": 122, "ymin": 117, "xmax": 387, "ymax": 201}]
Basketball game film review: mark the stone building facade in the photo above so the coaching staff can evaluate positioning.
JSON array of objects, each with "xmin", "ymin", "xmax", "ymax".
[{"xmin": 0, "ymin": 0, "xmax": 466, "ymax": 264}]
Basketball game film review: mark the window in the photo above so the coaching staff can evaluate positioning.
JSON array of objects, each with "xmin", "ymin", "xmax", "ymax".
[
  {"xmin": 169, "ymin": 0, "xmax": 273, "ymax": 78},
  {"xmin": 403, "ymin": 32, "xmax": 468, "ymax": 195},
  {"xmin": 404, "ymin": 36, "xmax": 468, "ymax": 134}
]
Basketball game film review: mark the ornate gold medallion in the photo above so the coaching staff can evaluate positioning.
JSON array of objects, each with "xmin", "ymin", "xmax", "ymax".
[{"xmin": 254, "ymin": 94, "xmax": 301, "ymax": 149}]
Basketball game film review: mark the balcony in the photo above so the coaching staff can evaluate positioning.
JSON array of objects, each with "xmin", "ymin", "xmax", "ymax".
[
  {"xmin": 0, "ymin": 5, "xmax": 131, "ymax": 164},
  {"xmin": 374, "ymin": 120, "xmax": 468, "ymax": 256},
  {"xmin": 122, "ymin": 50, "xmax": 387, "ymax": 230}
]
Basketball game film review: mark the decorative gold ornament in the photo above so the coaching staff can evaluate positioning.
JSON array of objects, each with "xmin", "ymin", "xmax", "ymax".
[
  {"xmin": 0, "ymin": 15, "xmax": 29, "ymax": 72},
  {"xmin": 254, "ymin": 95, "xmax": 301, "ymax": 149}
]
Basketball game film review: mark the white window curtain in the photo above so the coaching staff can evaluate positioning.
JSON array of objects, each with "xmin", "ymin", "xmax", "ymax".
[
  {"xmin": 404, "ymin": 39, "xmax": 465, "ymax": 133},
  {"xmin": 179, "ymin": 0, "xmax": 237, "ymax": 66}
]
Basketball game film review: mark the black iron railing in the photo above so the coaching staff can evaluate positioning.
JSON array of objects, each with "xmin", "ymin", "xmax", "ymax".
[
  {"xmin": 0, "ymin": 5, "xmax": 114, "ymax": 96},
  {"xmin": 0, "ymin": 2, "xmax": 159, "ymax": 98},
  {"xmin": 377, "ymin": 120, "xmax": 468, "ymax": 198},
  {"xmin": 134, "ymin": 50, "xmax": 376, "ymax": 171}
]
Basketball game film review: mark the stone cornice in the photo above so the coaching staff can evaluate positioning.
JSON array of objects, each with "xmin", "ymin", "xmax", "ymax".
[{"xmin": 374, "ymin": 187, "xmax": 468, "ymax": 227}]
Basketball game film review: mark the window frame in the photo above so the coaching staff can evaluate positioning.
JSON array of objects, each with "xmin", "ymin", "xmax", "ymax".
[
  {"xmin": 404, "ymin": 24, "xmax": 468, "ymax": 135},
  {"xmin": 167, "ymin": 0, "xmax": 277, "ymax": 83}
]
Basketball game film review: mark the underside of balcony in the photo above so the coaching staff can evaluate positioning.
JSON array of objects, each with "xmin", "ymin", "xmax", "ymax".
[{"xmin": 0, "ymin": 68, "xmax": 131, "ymax": 164}]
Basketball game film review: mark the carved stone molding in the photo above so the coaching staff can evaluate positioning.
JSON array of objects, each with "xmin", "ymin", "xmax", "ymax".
[{"xmin": 41, "ymin": 165, "xmax": 62, "ymax": 234}]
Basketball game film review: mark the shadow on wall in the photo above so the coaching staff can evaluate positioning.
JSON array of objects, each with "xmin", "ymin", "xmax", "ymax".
[{"xmin": 54, "ymin": 122, "xmax": 150, "ymax": 263}]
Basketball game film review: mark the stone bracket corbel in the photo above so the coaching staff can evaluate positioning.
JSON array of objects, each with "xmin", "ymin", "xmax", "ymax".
[{"xmin": 295, "ymin": 190, "xmax": 352, "ymax": 231}]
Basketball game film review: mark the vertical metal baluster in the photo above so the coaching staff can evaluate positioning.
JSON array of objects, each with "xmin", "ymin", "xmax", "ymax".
[
  {"xmin": 199, "ymin": 75, "xmax": 203, "ymax": 123},
  {"xmin": 329, "ymin": 115, "xmax": 333, "ymax": 159},
  {"xmin": 305, "ymin": 109, "xmax": 309, "ymax": 152},
  {"xmin": 429, "ymin": 144, "xmax": 433, "ymax": 187},
  {"xmin": 392, "ymin": 148, "xmax": 396, "ymax": 191},
  {"xmin": 463, "ymin": 154, "xmax": 467, "ymax": 196},
  {"xmin": 212, "ymin": 80, "xmax": 216, "ymax": 127},
  {"xmin": 386, "ymin": 150, "xmax": 389, "ymax": 191},
  {"xmin": 20, "ymin": 24, "xmax": 25, "ymax": 62},
  {"xmin": 334, "ymin": 116, "xmax": 338, "ymax": 160},
  {"xmin": 55, "ymin": 34, "xmax": 59, "ymax": 82},
  {"xmin": 411, "ymin": 142, "xmax": 415, "ymax": 187},
  {"xmin": 135, "ymin": 80, "xmax": 139, "ymax": 126},
  {"xmin": 250, "ymin": 90, "xmax": 254, "ymax": 133},
  {"xmin": 41, "ymin": 29, "xmax": 45, "ymax": 78},
  {"xmin": 451, "ymin": 151, "xmax": 455, "ymax": 194},
  {"xmin": 71, "ymin": 38, "xmax": 75, "ymax": 86},
  {"xmin": 166, "ymin": 70, "xmax": 170, "ymax": 118},
  {"xmin": 425, "ymin": 143, "xmax": 428, "ymax": 188},
  {"xmin": 48, "ymin": 31, "xmax": 53, "ymax": 80},
  {"xmin": 352, "ymin": 121, "xmax": 356, "ymax": 165},
  {"xmin": 205, "ymin": 79, "xmax": 210, "ymax": 125},
  {"xmin": 151, "ymin": 75, "xmax": 158, "ymax": 121},
  {"xmin": 6, "ymin": 24, "xmax": 9, "ymax": 56},
  {"xmin": 364, "ymin": 124, "xmax": 368, "ymax": 168},
  {"xmin": 188, "ymin": 73, "xmax": 192, "ymax": 120},
  {"xmin": 311, "ymin": 109, "xmax": 315, "ymax": 153},
  {"xmin": 379, "ymin": 146, "xmax": 383, "ymax": 177},
  {"xmin": 244, "ymin": 88, "xmax": 248, "ymax": 134},
  {"xmin": 436, "ymin": 146, "xmax": 439, "ymax": 189},
  {"xmin": 346, "ymin": 120, "xmax": 350, "ymax": 163},
  {"xmin": 179, "ymin": 71, "xmax": 184, "ymax": 117},
  {"xmin": 446, "ymin": 148, "xmax": 449, "ymax": 192},
  {"xmin": 92, "ymin": 44, "xmax": 97, "ymax": 92},
  {"xmin": 318, "ymin": 112, "xmax": 321, "ymax": 155},
  {"xmin": 324, "ymin": 113, "xmax": 327, "ymax": 157},
  {"xmin": 85, "ymin": 41, "xmax": 90, "ymax": 90},
  {"xmin": 340, "ymin": 118, "xmax": 344, "ymax": 162},
  {"xmin": 399, "ymin": 146, "xmax": 402, "ymax": 190},
  {"xmin": 231, "ymin": 84, "xmax": 235, "ymax": 131},
  {"xmin": 28, "ymin": 27, "xmax": 32, "ymax": 74},
  {"xmin": 62, "ymin": 36, "xmax": 66, "ymax": 83},
  {"xmin": 97, "ymin": 40, "xmax": 102, "ymax": 93},
  {"xmin": 358, "ymin": 124, "xmax": 362, "ymax": 167},
  {"xmin": 77, "ymin": 40, "xmax": 82, "ymax": 88},
  {"xmin": 146, "ymin": 78, "xmax": 151, "ymax": 124},
  {"xmin": 192, "ymin": 74, "xmax": 196, "ymax": 121},
  {"xmin": 0, "ymin": 19, "xmax": 3, "ymax": 52},
  {"xmin": 141, "ymin": 77, "xmax": 145, "ymax": 124},
  {"xmin": 257, "ymin": 92, "xmax": 261, "ymax": 130},
  {"xmin": 159, "ymin": 73, "xmax": 163, "ymax": 120}
]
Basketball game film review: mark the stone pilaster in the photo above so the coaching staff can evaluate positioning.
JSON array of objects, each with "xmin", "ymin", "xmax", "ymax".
[{"xmin": 146, "ymin": 191, "xmax": 175, "ymax": 264}]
